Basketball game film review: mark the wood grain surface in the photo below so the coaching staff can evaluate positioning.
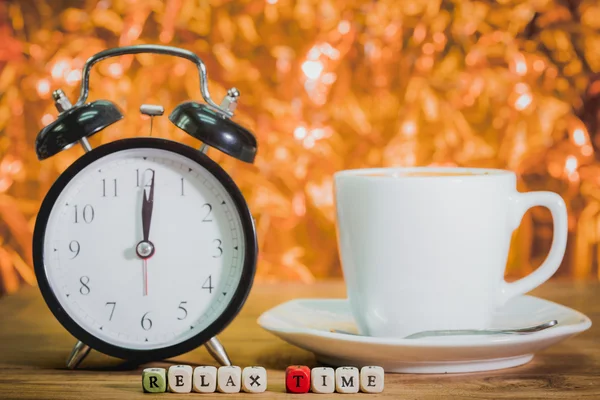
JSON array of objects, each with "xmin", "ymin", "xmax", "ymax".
[{"xmin": 0, "ymin": 281, "xmax": 598, "ymax": 399}]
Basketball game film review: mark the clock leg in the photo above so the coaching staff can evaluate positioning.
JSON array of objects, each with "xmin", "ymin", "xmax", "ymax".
[
  {"xmin": 205, "ymin": 337, "xmax": 232, "ymax": 366},
  {"xmin": 66, "ymin": 340, "xmax": 91, "ymax": 369}
]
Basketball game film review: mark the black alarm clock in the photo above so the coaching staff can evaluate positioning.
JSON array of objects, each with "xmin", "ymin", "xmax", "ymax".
[{"xmin": 32, "ymin": 45, "xmax": 258, "ymax": 368}]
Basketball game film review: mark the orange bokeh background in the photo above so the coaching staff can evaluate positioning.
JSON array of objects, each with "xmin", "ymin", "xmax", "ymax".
[{"xmin": 1, "ymin": 0, "xmax": 600, "ymax": 295}]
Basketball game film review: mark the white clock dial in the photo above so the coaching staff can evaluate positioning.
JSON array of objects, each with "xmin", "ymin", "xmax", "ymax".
[{"xmin": 41, "ymin": 147, "xmax": 246, "ymax": 350}]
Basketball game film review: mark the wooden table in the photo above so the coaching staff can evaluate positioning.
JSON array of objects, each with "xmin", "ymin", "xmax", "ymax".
[{"xmin": 0, "ymin": 281, "xmax": 598, "ymax": 399}]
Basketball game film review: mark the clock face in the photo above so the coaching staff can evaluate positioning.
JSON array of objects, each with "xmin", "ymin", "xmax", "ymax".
[{"xmin": 34, "ymin": 139, "xmax": 256, "ymax": 359}]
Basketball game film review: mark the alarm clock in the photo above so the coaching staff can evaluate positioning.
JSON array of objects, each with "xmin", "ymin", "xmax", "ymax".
[{"xmin": 32, "ymin": 45, "xmax": 258, "ymax": 369}]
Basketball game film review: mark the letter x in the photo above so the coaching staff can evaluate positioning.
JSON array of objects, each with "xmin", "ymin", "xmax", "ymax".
[{"xmin": 250, "ymin": 375, "xmax": 261, "ymax": 387}]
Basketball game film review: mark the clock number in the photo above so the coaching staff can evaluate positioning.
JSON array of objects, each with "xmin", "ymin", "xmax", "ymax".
[
  {"xmin": 68, "ymin": 240, "xmax": 80, "ymax": 259},
  {"xmin": 202, "ymin": 203, "xmax": 213, "ymax": 222},
  {"xmin": 105, "ymin": 302, "xmax": 116, "ymax": 321},
  {"xmin": 141, "ymin": 312, "xmax": 152, "ymax": 331},
  {"xmin": 74, "ymin": 204, "xmax": 94, "ymax": 224},
  {"xmin": 202, "ymin": 275, "xmax": 214, "ymax": 293},
  {"xmin": 180, "ymin": 177, "xmax": 185, "ymax": 196},
  {"xmin": 79, "ymin": 276, "xmax": 90, "ymax": 295},
  {"xmin": 102, "ymin": 178, "xmax": 117, "ymax": 197},
  {"xmin": 177, "ymin": 301, "xmax": 188, "ymax": 320},
  {"xmin": 136, "ymin": 168, "xmax": 155, "ymax": 187},
  {"xmin": 83, "ymin": 205, "xmax": 94, "ymax": 223},
  {"xmin": 213, "ymin": 239, "xmax": 223, "ymax": 258}
]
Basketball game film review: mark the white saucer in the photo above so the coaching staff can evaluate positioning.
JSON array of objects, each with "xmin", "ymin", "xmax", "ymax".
[{"xmin": 258, "ymin": 295, "xmax": 591, "ymax": 374}]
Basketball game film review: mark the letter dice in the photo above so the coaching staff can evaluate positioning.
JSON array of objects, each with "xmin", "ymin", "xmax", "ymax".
[
  {"xmin": 335, "ymin": 366, "xmax": 359, "ymax": 393},
  {"xmin": 311, "ymin": 367, "xmax": 335, "ymax": 394},
  {"xmin": 217, "ymin": 366, "xmax": 242, "ymax": 393},
  {"xmin": 360, "ymin": 366, "xmax": 384, "ymax": 393},
  {"xmin": 168, "ymin": 365, "xmax": 193, "ymax": 393},
  {"xmin": 286, "ymin": 365, "xmax": 310, "ymax": 393},
  {"xmin": 242, "ymin": 366, "xmax": 267, "ymax": 393},
  {"xmin": 193, "ymin": 366, "xmax": 217, "ymax": 393},
  {"xmin": 142, "ymin": 367, "xmax": 166, "ymax": 393}
]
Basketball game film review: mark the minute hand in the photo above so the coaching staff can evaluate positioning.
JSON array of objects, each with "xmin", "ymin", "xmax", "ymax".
[{"xmin": 141, "ymin": 170, "xmax": 155, "ymax": 243}]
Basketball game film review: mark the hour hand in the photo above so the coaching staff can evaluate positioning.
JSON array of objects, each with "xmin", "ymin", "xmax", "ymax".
[{"xmin": 141, "ymin": 170, "xmax": 155, "ymax": 243}]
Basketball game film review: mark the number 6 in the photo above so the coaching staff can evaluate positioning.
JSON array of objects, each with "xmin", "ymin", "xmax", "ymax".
[{"xmin": 141, "ymin": 312, "xmax": 152, "ymax": 331}]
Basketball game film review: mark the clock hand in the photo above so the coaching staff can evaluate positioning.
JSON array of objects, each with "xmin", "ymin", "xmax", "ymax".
[
  {"xmin": 143, "ymin": 259, "xmax": 148, "ymax": 297},
  {"xmin": 141, "ymin": 170, "xmax": 155, "ymax": 243},
  {"xmin": 136, "ymin": 169, "xmax": 155, "ymax": 296}
]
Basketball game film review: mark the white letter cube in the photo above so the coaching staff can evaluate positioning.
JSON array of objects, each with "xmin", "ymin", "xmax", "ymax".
[
  {"xmin": 311, "ymin": 367, "xmax": 334, "ymax": 394},
  {"xmin": 335, "ymin": 366, "xmax": 359, "ymax": 393},
  {"xmin": 360, "ymin": 366, "xmax": 384, "ymax": 393},
  {"xmin": 193, "ymin": 366, "xmax": 217, "ymax": 393},
  {"xmin": 242, "ymin": 366, "xmax": 267, "ymax": 393},
  {"xmin": 217, "ymin": 366, "xmax": 241, "ymax": 393},
  {"xmin": 168, "ymin": 365, "xmax": 192, "ymax": 393}
]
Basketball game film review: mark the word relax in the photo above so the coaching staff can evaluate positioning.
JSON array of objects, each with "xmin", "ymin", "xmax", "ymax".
[
  {"xmin": 286, "ymin": 366, "xmax": 384, "ymax": 394},
  {"xmin": 142, "ymin": 365, "xmax": 266, "ymax": 393}
]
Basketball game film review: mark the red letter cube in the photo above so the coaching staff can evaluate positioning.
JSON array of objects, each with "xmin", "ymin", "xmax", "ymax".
[{"xmin": 286, "ymin": 366, "xmax": 310, "ymax": 393}]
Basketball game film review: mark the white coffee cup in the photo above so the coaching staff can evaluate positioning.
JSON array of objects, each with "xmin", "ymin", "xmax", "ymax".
[{"xmin": 334, "ymin": 167, "xmax": 568, "ymax": 338}]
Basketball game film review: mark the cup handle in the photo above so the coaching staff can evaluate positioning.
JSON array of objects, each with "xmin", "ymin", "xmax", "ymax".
[{"xmin": 497, "ymin": 191, "xmax": 568, "ymax": 306}]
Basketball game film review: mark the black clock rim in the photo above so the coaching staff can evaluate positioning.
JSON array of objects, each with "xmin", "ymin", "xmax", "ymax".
[{"xmin": 32, "ymin": 137, "xmax": 258, "ymax": 362}]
